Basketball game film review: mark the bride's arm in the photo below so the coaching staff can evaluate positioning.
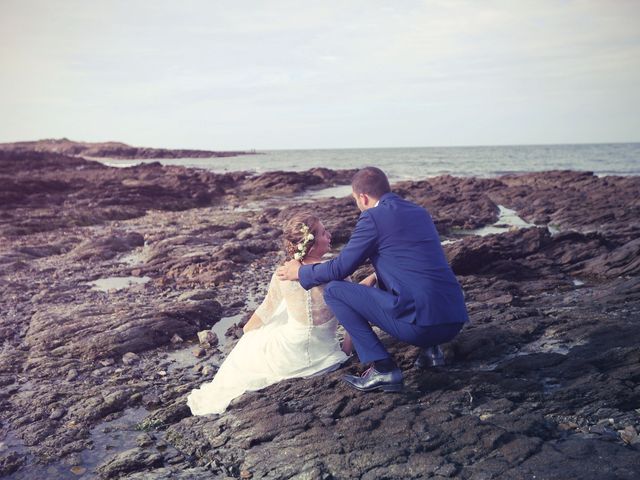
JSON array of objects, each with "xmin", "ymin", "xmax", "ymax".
[
  {"xmin": 244, "ymin": 272, "xmax": 283, "ymax": 332},
  {"xmin": 359, "ymin": 272, "xmax": 377, "ymax": 287},
  {"xmin": 243, "ymin": 312, "xmax": 264, "ymax": 333},
  {"xmin": 341, "ymin": 332, "xmax": 353, "ymax": 355}
]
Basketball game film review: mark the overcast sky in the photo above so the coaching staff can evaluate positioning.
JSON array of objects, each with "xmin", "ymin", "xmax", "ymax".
[{"xmin": 1, "ymin": 0, "xmax": 639, "ymax": 150}]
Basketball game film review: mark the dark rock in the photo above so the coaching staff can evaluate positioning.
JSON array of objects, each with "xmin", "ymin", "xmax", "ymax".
[
  {"xmin": 2, "ymin": 164, "xmax": 640, "ymax": 479},
  {"xmin": 0, "ymin": 451, "xmax": 25, "ymax": 476},
  {"xmin": 96, "ymin": 447, "xmax": 164, "ymax": 478}
]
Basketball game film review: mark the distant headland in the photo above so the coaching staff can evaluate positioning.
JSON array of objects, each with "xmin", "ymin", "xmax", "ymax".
[{"xmin": 0, "ymin": 138, "xmax": 258, "ymax": 159}]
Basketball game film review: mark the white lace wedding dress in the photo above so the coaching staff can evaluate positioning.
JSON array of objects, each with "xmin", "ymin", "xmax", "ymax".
[{"xmin": 187, "ymin": 273, "xmax": 349, "ymax": 415}]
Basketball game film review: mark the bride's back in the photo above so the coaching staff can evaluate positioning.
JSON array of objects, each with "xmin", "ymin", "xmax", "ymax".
[{"xmin": 280, "ymin": 280, "xmax": 336, "ymax": 326}]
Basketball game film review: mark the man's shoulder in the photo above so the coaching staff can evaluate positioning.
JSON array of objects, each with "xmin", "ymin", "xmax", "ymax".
[{"xmin": 378, "ymin": 193, "xmax": 424, "ymax": 213}]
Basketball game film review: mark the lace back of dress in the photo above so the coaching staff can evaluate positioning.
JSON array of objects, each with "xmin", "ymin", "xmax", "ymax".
[
  {"xmin": 308, "ymin": 285, "xmax": 335, "ymax": 326},
  {"xmin": 280, "ymin": 280, "xmax": 335, "ymax": 326}
]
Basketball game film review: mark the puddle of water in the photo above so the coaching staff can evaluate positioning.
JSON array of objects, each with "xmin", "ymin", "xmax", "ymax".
[
  {"xmin": 118, "ymin": 243, "xmax": 152, "ymax": 266},
  {"xmin": 166, "ymin": 296, "xmax": 260, "ymax": 372},
  {"xmin": 303, "ymin": 184, "xmax": 352, "ymax": 200},
  {"xmin": 9, "ymin": 406, "xmax": 180, "ymax": 479},
  {"xmin": 164, "ymin": 342, "xmax": 205, "ymax": 372},
  {"xmin": 547, "ymin": 224, "xmax": 561, "ymax": 236},
  {"xmin": 441, "ymin": 239, "xmax": 461, "ymax": 246},
  {"xmin": 79, "ymin": 407, "xmax": 151, "ymax": 472},
  {"xmin": 98, "ymin": 160, "xmax": 144, "ymax": 169},
  {"xmin": 87, "ymin": 276, "xmax": 151, "ymax": 292},
  {"xmin": 210, "ymin": 312, "xmax": 246, "ymax": 349},
  {"xmin": 7, "ymin": 406, "xmax": 177, "ymax": 479},
  {"xmin": 457, "ymin": 205, "xmax": 537, "ymax": 237}
]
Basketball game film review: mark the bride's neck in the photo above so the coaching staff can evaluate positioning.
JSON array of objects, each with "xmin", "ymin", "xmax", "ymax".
[{"xmin": 302, "ymin": 255, "xmax": 322, "ymax": 265}]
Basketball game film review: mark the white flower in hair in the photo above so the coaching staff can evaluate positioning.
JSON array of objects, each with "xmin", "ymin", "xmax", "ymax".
[{"xmin": 292, "ymin": 221, "xmax": 315, "ymax": 262}]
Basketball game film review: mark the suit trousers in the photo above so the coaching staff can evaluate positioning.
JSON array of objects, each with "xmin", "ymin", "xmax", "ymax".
[{"xmin": 323, "ymin": 280, "xmax": 463, "ymax": 363}]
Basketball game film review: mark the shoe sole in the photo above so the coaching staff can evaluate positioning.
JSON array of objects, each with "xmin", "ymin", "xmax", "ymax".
[{"xmin": 348, "ymin": 382, "xmax": 403, "ymax": 393}]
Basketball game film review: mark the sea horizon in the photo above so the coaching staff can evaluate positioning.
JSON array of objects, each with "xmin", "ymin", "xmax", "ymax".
[{"xmin": 96, "ymin": 142, "xmax": 640, "ymax": 180}]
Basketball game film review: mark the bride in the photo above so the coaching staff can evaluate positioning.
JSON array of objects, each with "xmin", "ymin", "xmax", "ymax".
[{"xmin": 187, "ymin": 212, "xmax": 356, "ymax": 416}]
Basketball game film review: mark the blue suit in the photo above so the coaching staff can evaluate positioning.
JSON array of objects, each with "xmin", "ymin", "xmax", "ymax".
[{"xmin": 299, "ymin": 192, "xmax": 469, "ymax": 363}]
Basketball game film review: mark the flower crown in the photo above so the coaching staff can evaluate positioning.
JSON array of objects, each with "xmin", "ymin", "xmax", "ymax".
[{"xmin": 293, "ymin": 223, "xmax": 315, "ymax": 261}]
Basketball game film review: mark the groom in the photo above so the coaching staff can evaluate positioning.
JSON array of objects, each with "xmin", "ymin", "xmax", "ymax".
[{"xmin": 276, "ymin": 167, "xmax": 468, "ymax": 392}]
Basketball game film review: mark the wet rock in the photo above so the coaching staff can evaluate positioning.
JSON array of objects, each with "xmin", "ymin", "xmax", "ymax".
[
  {"xmin": 446, "ymin": 227, "xmax": 552, "ymax": 276},
  {"xmin": 119, "ymin": 466, "xmax": 215, "ymax": 479},
  {"xmin": 618, "ymin": 426, "xmax": 639, "ymax": 445},
  {"xmin": 580, "ymin": 238, "xmax": 640, "ymax": 278},
  {"xmin": 0, "ymin": 451, "xmax": 25, "ymax": 476},
  {"xmin": 96, "ymin": 447, "xmax": 163, "ymax": 478},
  {"xmin": 23, "ymin": 298, "xmax": 223, "ymax": 366},
  {"xmin": 71, "ymin": 232, "xmax": 144, "ymax": 261},
  {"xmin": 177, "ymin": 289, "xmax": 217, "ymax": 302},
  {"xmin": 102, "ymin": 389, "xmax": 130, "ymax": 411},
  {"xmin": 142, "ymin": 394, "xmax": 161, "ymax": 409}
]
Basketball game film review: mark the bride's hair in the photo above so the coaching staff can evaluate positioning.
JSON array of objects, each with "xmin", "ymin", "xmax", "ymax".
[{"xmin": 283, "ymin": 212, "xmax": 320, "ymax": 260}]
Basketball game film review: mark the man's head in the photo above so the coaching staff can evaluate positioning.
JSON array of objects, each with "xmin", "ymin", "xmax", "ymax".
[{"xmin": 351, "ymin": 166, "xmax": 391, "ymax": 212}]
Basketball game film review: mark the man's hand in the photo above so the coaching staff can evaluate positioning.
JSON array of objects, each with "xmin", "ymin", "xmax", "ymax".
[{"xmin": 276, "ymin": 259, "xmax": 302, "ymax": 281}]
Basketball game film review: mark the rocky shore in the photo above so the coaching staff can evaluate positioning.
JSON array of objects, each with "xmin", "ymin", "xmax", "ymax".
[{"xmin": 1, "ymin": 149, "xmax": 638, "ymax": 479}]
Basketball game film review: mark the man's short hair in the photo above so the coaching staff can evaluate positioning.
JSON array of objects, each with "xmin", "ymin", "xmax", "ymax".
[{"xmin": 351, "ymin": 166, "xmax": 391, "ymax": 198}]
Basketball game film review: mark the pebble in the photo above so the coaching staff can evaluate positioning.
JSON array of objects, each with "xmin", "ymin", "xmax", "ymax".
[
  {"xmin": 559, "ymin": 422, "xmax": 579, "ymax": 431},
  {"xmin": 197, "ymin": 330, "xmax": 218, "ymax": 346},
  {"xmin": 136, "ymin": 433, "xmax": 154, "ymax": 448},
  {"xmin": 70, "ymin": 466, "xmax": 86, "ymax": 475},
  {"xmin": 618, "ymin": 426, "xmax": 639, "ymax": 444},
  {"xmin": 100, "ymin": 358, "xmax": 115, "ymax": 367},
  {"xmin": 66, "ymin": 369, "xmax": 78, "ymax": 381},
  {"xmin": 142, "ymin": 393, "xmax": 161, "ymax": 408},
  {"xmin": 122, "ymin": 352, "xmax": 140, "ymax": 365},
  {"xmin": 240, "ymin": 470, "xmax": 253, "ymax": 479},
  {"xmin": 202, "ymin": 365, "xmax": 214, "ymax": 376},
  {"xmin": 49, "ymin": 407, "xmax": 66, "ymax": 420},
  {"xmin": 193, "ymin": 347, "xmax": 206, "ymax": 358},
  {"xmin": 171, "ymin": 334, "xmax": 184, "ymax": 344}
]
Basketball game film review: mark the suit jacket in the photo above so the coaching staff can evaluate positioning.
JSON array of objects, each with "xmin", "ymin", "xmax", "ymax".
[{"xmin": 299, "ymin": 192, "xmax": 469, "ymax": 327}]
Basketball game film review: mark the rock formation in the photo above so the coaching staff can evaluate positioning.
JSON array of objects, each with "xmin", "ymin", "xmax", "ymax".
[{"xmin": 0, "ymin": 149, "xmax": 638, "ymax": 479}]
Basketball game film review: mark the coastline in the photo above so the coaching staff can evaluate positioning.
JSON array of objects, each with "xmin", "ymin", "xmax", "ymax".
[{"xmin": 1, "ymin": 149, "xmax": 639, "ymax": 479}]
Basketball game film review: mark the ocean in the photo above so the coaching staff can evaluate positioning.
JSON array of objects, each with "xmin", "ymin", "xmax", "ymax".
[{"xmin": 99, "ymin": 143, "xmax": 640, "ymax": 182}]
